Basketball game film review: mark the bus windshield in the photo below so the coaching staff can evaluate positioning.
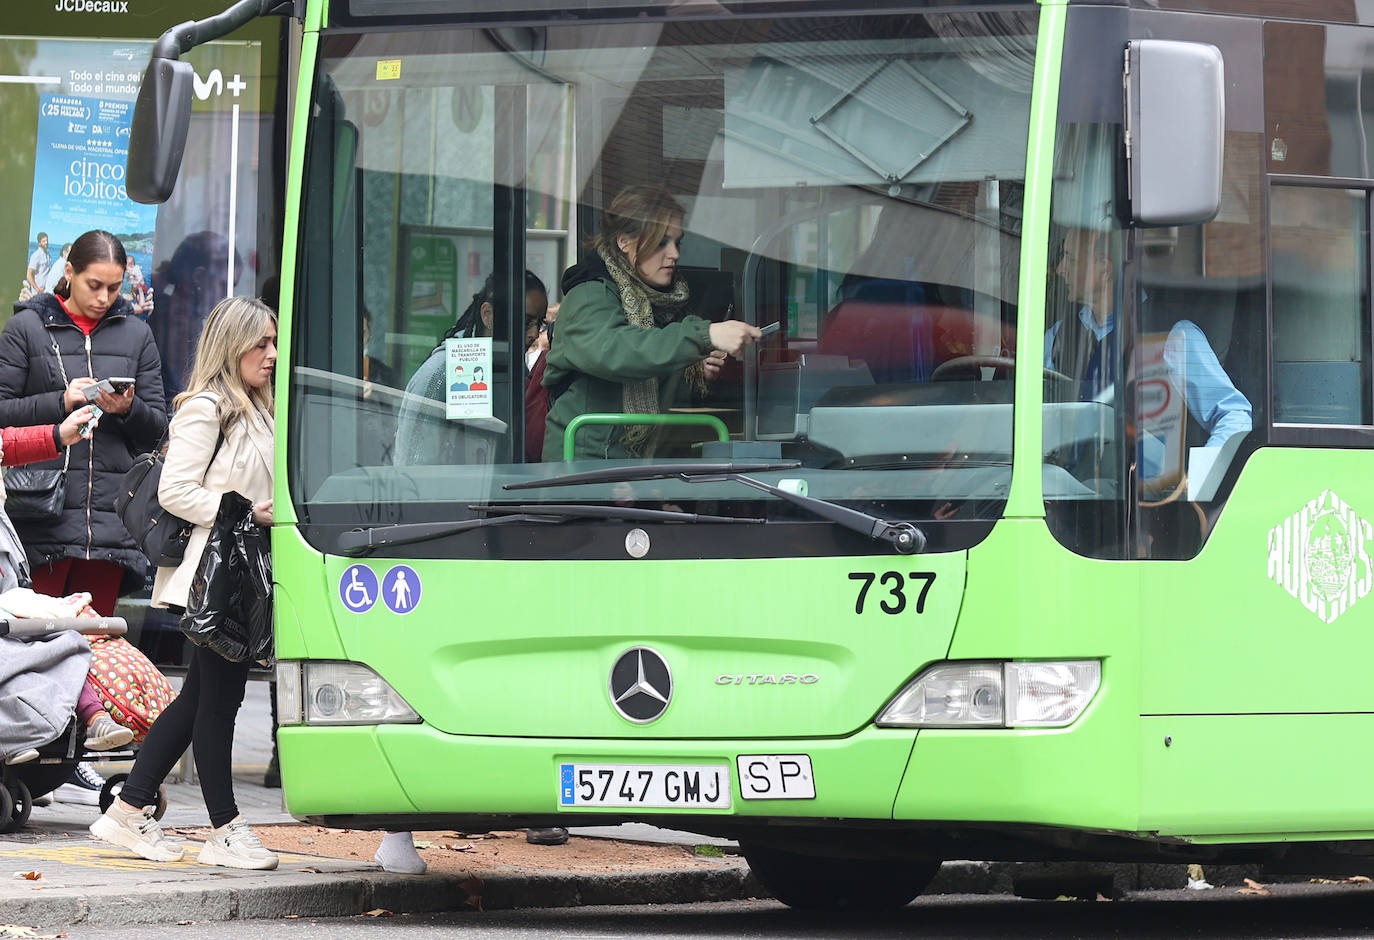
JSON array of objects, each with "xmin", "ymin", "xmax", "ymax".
[{"xmin": 292, "ymin": 9, "xmax": 1038, "ymax": 553}]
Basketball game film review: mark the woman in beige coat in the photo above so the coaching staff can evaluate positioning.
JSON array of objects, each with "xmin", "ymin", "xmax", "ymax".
[{"xmin": 90, "ymin": 296, "xmax": 278, "ymax": 870}]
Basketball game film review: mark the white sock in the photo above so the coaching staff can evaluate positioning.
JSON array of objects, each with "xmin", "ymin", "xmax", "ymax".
[{"xmin": 374, "ymin": 831, "xmax": 426, "ymax": 874}]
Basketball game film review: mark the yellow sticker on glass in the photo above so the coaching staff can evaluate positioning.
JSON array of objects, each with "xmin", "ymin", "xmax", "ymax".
[{"xmin": 376, "ymin": 60, "xmax": 402, "ymax": 81}]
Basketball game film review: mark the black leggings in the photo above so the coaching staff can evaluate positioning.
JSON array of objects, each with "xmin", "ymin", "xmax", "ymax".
[{"xmin": 120, "ymin": 644, "xmax": 250, "ymax": 828}]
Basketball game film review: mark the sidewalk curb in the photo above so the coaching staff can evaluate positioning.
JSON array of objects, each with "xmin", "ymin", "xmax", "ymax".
[
  {"xmin": 2, "ymin": 857, "xmax": 1269, "ymax": 926},
  {"xmin": 1, "ymin": 864, "xmax": 764, "ymax": 927}
]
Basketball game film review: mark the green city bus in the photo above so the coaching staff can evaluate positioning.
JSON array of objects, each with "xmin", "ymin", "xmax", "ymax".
[{"xmin": 131, "ymin": 0, "xmax": 1373, "ymax": 909}]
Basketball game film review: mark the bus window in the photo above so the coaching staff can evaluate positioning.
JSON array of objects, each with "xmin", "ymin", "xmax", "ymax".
[
  {"xmin": 291, "ymin": 12, "xmax": 1037, "ymax": 553},
  {"xmin": 1044, "ymin": 10, "xmax": 1266, "ymax": 561},
  {"xmin": 1271, "ymin": 189, "xmax": 1372, "ymax": 428}
]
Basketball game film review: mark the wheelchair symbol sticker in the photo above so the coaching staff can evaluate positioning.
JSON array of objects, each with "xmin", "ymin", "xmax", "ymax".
[
  {"xmin": 382, "ymin": 565, "xmax": 421, "ymax": 614},
  {"xmin": 339, "ymin": 565, "xmax": 379, "ymax": 613}
]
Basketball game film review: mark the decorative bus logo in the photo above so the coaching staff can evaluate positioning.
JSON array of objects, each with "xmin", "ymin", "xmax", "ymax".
[{"xmin": 1267, "ymin": 490, "xmax": 1373, "ymax": 624}]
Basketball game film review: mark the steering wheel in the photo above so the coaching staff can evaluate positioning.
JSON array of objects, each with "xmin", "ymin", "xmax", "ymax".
[{"xmin": 930, "ymin": 354, "xmax": 1075, "ymax": 390}]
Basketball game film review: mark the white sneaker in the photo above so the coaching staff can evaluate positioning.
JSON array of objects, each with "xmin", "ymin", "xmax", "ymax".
[
  {"xmin": 54, "ymin": 762, "xmax": 105, "ymax": 805},
  {"xmin": 198, "ymin": 818, "xmax": 279, "ymax": 870},
  {"xmin": 90, "ymin": 802, "xmax": 184, "ymax": 862},
  {"xmin": 4, "ymin": 748, "xmax": 38, "ymax": 765},
  {"xmin": 84, "ymin": 714, "xmax": 135, "ymax": 751}
]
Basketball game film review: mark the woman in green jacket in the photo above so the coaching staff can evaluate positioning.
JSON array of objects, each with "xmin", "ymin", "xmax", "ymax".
[{"xmin": 541, "ymin": 186, "xmax": 761, "ymax": 460}]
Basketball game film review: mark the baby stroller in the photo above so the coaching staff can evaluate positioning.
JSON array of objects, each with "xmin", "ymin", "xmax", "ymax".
[{"xmin": 0, "ymin": 614, "xmax": 168, "ymax": 833}]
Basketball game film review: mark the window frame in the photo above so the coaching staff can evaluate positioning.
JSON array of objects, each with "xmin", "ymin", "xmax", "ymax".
[{"xmin": 1266, "ymin": 173, "xmax": 1374, "ymax": 448}]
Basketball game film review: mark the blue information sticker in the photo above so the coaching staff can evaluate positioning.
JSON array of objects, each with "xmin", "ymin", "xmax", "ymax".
[
  {"xmin": 338, "ymin": 564, "xmax": 379, "ymax": 614},
  {"xmin": 382, "ymin": 564, "xmax": 421, "ymax": 615},
  {"xmin": 560, "ymin": 764, "xmax": 575, "ymax": 805}
]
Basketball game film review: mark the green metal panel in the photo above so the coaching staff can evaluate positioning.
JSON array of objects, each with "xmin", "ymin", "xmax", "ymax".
[
  {"xmin": 280, "ymin": 724, "xmax": 915, "ymax": 819},
  {"xmin": 1140, "ymin": 715, "xmax": 1374, "ymax": 840},
  {"xmin": 279, "ymin": 725, "xmax": 419, "ymax": 816},
  {"xmin": 1138, "ymin": 447, "xmax": 1374, "ymax": 716},
  {"xmin": 1005, "ymin": 0, "xmax": 1067, "ymax": 519},
  {"xmin": 271, "ymin": 10, "xmax": 319, "ymax": 530},
  {"xmin": 319, "ymin": 552, "xmax": 966, "ymax": 739}
]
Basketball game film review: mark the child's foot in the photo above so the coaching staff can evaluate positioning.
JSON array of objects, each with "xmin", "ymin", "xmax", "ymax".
[{"xmin": 84, "ymin": 714, "xmax": 135, "ymax": 751}]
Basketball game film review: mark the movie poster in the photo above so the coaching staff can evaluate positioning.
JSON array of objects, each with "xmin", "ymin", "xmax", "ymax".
[{"xmin": 24, "ymin": 93, "xmax": 156, "ymax": 312}]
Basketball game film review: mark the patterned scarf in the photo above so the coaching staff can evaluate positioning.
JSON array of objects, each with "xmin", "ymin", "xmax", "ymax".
[{"xmin": 597, "ymin": 245, "xmax": 704, "ymax": 456}]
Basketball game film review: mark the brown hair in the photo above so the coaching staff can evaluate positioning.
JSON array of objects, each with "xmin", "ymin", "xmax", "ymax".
[
  {"xmin": 54, "ymin": 230, "xmax": 127, "ymax": 299},
  {"xmin": 590, "ymin": 186, "xmax": 685, "ymax": 270}
]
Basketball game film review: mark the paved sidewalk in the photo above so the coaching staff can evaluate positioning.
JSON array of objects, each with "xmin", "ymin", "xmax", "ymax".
[{"xmin": 2, "ymin": 681, "xmax": 757, "ymax": 928}]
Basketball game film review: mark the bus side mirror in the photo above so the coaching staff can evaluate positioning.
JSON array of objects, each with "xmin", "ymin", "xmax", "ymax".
[
  {"xmin": 1124, "ymin": 40, "xmax": 1224, "ymax": 226},
  {"xmin": 127, "ymin": 56, "xmax": 195, "ymax": 205}
]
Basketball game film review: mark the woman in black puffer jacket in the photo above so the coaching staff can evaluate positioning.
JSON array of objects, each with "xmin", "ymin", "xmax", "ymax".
[{"xmin": 0, "ymin": 230, "xmax": 167, "ymax": 615}]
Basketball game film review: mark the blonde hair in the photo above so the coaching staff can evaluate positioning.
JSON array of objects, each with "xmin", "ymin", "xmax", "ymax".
[
  {"xmin": 173, "ymin": 296, "xmax": 276, "ymax": 428},
  {"xmin": 590, "ymin": 186, "xmax": 685, "ymax": 274}
]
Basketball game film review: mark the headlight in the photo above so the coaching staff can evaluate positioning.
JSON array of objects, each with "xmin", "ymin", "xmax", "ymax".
[
  {"xmin": 876, "ymin": 661, "xmax": 1101, "ymax": 729},
  {"xmin": 277, "ymin": 661, "xmax": 421, "ymax": 726}
]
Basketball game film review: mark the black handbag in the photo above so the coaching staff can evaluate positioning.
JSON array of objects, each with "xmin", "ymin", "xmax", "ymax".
[
  {"xmin": 3, "ymin": 458, "xmax": 66, "ymax": 524},
  {"xmin": 6, "ymin": 335, "xmax": 73, "ymax": 523},
  {"xmin": 117, "ymin": 429, "xmax": 223, "ymax": 567}
]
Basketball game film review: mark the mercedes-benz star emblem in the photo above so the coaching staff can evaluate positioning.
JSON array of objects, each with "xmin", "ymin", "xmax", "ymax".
[{"xmin": 609, "ymin": 647, "xmax": 673, "ymax": 723}]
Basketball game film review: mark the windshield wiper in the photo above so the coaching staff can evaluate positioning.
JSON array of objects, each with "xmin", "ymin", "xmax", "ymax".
[
  {"xmin": 338, "ymin": 512, "xmax": 565, "ymax": 555},
  {"xmin": 337, "ymin": 501, "xmax": 764, "ymax": 555},
  {"xmin": 505, "ymin": 462, "xmax": 926, "ymax": 554},
  {"xmin": 477, "ymin": 504, "xmax": 764, "ymax": 525},
  {"xmin": 503, "ymin": 461, "xmax": 802, "ymax": 489}
]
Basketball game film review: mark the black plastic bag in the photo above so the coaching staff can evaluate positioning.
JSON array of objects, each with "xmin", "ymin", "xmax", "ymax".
[{"xmin": 181, "ymin": 492, "xmax": 273, "ymax": 663}]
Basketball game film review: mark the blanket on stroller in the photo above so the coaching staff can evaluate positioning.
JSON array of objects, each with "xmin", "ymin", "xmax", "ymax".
[{"xmin": 0, "ymin": 630, "xmax": 90, "ymax": 763}]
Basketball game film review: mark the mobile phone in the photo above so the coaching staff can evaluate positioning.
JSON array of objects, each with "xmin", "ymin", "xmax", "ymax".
[
  {"xmin": 81, "ymin": 379, "xmax": 115, "ymax": 401},
  {"xmin": 108, "ymin": 377, "xmax": 135, "ymax": 393},
  {"xmin": 759, "ymin": 321, "xmax": 781, "ymax": 337}
]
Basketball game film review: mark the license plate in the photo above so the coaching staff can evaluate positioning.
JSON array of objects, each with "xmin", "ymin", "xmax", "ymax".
[
  {"xmin": 559, "ymin": 762, "xmax": 732, "ymax": 809},
  {"xmin": 736, "ymin": 754, "xmax": 816, "ymax": 800}
]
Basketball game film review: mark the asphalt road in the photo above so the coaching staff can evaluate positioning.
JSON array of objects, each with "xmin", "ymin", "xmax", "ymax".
[{"xmin": 52, "ymin": 884, "xmax": 1374, "ymax": 939}]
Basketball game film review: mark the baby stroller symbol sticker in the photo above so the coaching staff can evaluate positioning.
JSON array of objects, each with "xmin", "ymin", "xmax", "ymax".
[
  {"xmin": 382, "ymin": 565, "xmax": 421, "ymax": 614},
  {"xmin": 339, "ymin": 565, "xmax": 379, "ymax": 613}
]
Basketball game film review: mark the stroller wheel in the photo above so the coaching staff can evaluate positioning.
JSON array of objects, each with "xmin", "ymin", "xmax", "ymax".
[
  {"xmin": 98, "ymin": 772, "xmax": 128, "ymax": 814},
  {"xmin": 0, "ymin": 784, "xmax": 12, "ymax": 832},
  {"xmin": 98, "ymin": 774, "xmax": 167, "ymax": 821},
  {"xmin": 2, "ymin": 780, "xmax": 32, "ymax": 832}
]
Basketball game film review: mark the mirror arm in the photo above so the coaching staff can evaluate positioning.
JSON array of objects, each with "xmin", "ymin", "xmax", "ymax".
[{"xmin": 151, "ymin": 0, "xmax": 283, "ymax": 61}]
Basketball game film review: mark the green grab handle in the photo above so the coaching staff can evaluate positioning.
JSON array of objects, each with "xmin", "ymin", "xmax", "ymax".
[{"xmin": 563, "ymin": 413, "xmax": 729, "ymax": 460}]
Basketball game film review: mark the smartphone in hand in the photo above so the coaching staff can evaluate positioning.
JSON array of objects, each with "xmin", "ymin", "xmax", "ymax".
[{"xmin": 81, "ymin": 377, "xmax": 135, "ymax": 401}]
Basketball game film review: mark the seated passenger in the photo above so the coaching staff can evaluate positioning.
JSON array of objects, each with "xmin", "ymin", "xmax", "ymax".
[
  {"xmin": 541, "ymin": 185, "xmax": 760, "ymax": 460},
  {"xmin": 394, "ymin": 271, "xmax": 548, "ymax": 466},
  {"xmin": 1045, "ymin": 226, "xmax": 1252, "ymax": 473}
]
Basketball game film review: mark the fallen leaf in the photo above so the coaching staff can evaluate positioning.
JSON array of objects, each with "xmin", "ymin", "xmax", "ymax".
[
  {"xmin": 299, "ymin": 867, "xmax": 321, "ymax": 874},
  {"xmin": 1345, "ymin": 875, "xmax": 1372, "ymax": 884},
  {"xmin": 1244, "ymin": 877, "xmax": 1269, "ymax": 891},
  {"xmin": 412, "ymin": 840, "xmax": 435, "ymax": 849},
  {"xmin": 461, "ymin": 875, "xmax": 485, "ymax": 912},
  {"xmin": 1095, "ymin": 893, "xmax": 1112, "ymax": 902},
  {"xmin": 362, "ymin": 909, "xmax": 393, "ymax": 918},
  {"xmin": 1310, "ymin": 878, "xmax": 1340, "ymax": 885},
  {"xmin": 11, "ymin": 872, "xmax": 41, "ymax": 881},
  {"xmin": 1237, "ymin": 878, "xmax": 1272, "ymax": 897}
]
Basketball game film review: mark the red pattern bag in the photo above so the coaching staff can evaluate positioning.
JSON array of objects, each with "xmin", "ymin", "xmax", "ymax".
[{"xmin": 86, "ymin": 635, "xmax": 177, "ymax": 743}]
